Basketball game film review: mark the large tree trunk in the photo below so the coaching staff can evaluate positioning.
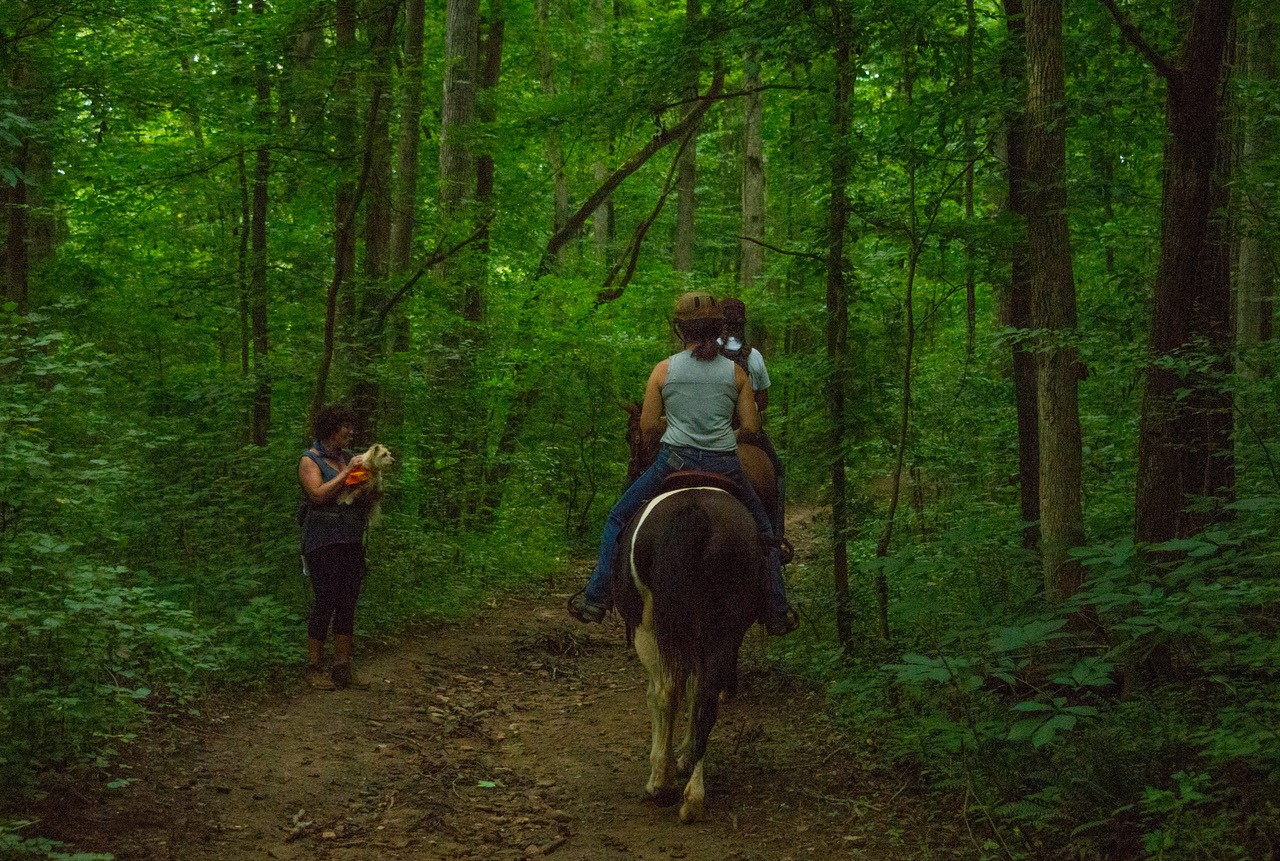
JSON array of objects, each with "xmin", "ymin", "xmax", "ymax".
[
  {"xmin": 1236, "ymin": 4, "xmax": 1276, "ymax": 357},
  {"xmin": 1124, "ymin": 0, "xmax": 1236, "ymax": 545},
  {"xmin": 250, "ymin": 0, "xmax": 272, "ymax": 447},
  {"xmin": 674, "ymin": 0, "xmax": 700, "ymax": 272},
  {"xmin": 1003, "ymin": 0, "xmax": 1041, "ymax": 552},
  {"xmin": 826, "ymin": 0, "xmax": 854, "ymax": 651},
  {"xmin": 1025, "ymin": 0, "xmax": 1084, "ymax": 601},
  {"xmin": 440, "ymin": 0, "xmax": 479, "ymax": 216},
  {"xmin": 741, "ymin": 20, "xmax": 765, "ymax": 290}
]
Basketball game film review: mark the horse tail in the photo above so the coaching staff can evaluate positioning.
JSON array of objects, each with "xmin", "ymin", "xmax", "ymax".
[{"xmin": 648, "ymin": 499, "xmax": 712, "ymax": 681}]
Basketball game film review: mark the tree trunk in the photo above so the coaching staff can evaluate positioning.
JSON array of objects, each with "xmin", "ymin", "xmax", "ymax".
[
  {"xmin": 391, "ymin": 0, "xmax": 426, "ymax": 277},
  {"xmin": 250, "ymin": 0, "xmax": 272, "ymax": 447},
  {"xmin": 826, "ymin": 0, "xmax": 854, "ymax": 651},
  {"xmin": 963, "ymin": 0, "xmax": 977, "ymax": 357},
  {"xmin": 1236, "ymin": 4, "xmax": 1275, "ymax": 357},
  {"xmin": 1128, "ymin": 0, "xmax": 1236, "ymax": 545},
  {"xmin": 388, "ymin": 0, "xmax": 425, "ymax": 352},
  {"xmin": 674, "ymin": 0, "xmax": 700, "ymax": 272},
  {"xmin": 311, "ymin": 0, "xmax": 359, "ymax": 420},
  {"xmin": 350, "ymin": 0, "xmax": 397, "ymax": 437},
  {"xmin": 1003, "ymin": 0, "xmax": 1041, "ymax": 552},
  {"xmin": 1025, "ymin": 0, "xmax": 1084, "ymax": 601},
  {"xmin": 536, "ymin": 0, "xmax": 570, "ymax": 264},
  {"xmin": 471, "ymin": 0, "xmax": 504, "ymax": 324},
  {"xmin": 591, "ymin": 0, "xmax": 615, "ymax": 265},
  {"xmin": 741, "ymin": 19, "xmax": 765, "ymax": 290},
  {"xmin": 440, "ymin": 0, "xmax": 480, "ymax": 215}
]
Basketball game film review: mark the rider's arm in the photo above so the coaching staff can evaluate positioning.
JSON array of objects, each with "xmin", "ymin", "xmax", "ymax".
[
  {"xmin": 735, "ymin": 365, "xmax": 761, "ymax": 435},
  {"xmin": 755, "ymin": 388, "xmax": 769, "ymax": 415},
  {"xmin": 639, "ymin": 360, "xmax": 668, "ymax": 438}
]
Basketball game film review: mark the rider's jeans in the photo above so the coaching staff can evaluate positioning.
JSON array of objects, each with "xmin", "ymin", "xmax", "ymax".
[{"xmin": 584, "ymin": 444, "xmax": 788, "ymax": 617}]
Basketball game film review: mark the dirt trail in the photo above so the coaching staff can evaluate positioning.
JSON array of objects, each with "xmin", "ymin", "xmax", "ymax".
[{"xmin": 36, "ymin": 543, "xmax": 963, "ymax": 860}]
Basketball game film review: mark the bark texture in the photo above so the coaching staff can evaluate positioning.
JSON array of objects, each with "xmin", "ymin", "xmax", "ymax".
[
  {"xmin": 1128, "ymin": 0, "xmax": 1236, "ymax": 545},
  {"xmin": 1026, "ymin": 0, "xmax": 1084, "ymax": 601}
]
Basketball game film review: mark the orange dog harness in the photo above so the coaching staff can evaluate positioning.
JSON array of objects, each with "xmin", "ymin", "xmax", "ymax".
[{"xmin": 344, "ymin": 466, "xmax": 372, "ymax": 486}]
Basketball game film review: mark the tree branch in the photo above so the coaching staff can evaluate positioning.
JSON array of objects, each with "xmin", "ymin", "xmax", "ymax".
[
  {"xmin": 594, "ymin": 132, "xmax": 693, "ymax": 306},
  {"xmin": 374, "ymin": 216, "xmax": 493, "ymax": 332},
  {"xmin": 536, "ymin": 67, "xmax": 726, "ymax": 276},
  {"xmin": 1097, "ymin": 0, "xmax": 1179, "ymax": 81},
  {"xmin": 737, "ymin": 235, "xmax": 826, "ymax": 264}
]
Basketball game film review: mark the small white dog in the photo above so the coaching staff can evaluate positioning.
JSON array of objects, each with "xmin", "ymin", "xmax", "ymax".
[{"xmin": 338, "ymin": 443, "xmax": 393, "ymax": 506}]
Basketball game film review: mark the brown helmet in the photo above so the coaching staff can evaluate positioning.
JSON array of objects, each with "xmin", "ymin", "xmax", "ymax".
[
  {"xmin": 721, "ymin": 297, "xmax": 746, "ymax": 324},
  {"xmin": 672, "ymin": 291, "xmax": 722, "ymax": 323}
]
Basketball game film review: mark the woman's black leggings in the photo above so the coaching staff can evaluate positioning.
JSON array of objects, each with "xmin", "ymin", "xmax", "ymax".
[{"xmin": 305, "ymin": 542, "xmax": 366, "ymax": 639}]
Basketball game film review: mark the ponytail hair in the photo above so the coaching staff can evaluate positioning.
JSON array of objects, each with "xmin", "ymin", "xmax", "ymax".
[{"xmin": 675, "ymin": 318, "xmax": 723, "ymax": 361}]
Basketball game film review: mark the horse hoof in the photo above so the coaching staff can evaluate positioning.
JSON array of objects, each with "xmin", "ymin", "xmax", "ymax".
[
  {"xmin": 679, "ymin": 801, "xmax": 702, "ymax": 823},
  {"xmin": 647, "ymin": 786, "xmax": 680, "ymax": 807}
]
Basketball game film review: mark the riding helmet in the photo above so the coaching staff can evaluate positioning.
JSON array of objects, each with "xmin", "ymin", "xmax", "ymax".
[{"xmin": 672, "ymin": 291, "xmax": 723, "ymax": 323}]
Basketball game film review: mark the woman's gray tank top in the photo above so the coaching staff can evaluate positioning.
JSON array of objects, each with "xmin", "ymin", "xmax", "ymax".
[{"xmin": 660, "ymin": 350, "xmax": 738, "ymax": 452}]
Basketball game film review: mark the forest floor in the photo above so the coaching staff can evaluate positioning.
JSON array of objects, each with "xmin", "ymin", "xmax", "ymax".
[{"xmin": 33, "ymin": 511, "xmax": 970, "ymax": 861}]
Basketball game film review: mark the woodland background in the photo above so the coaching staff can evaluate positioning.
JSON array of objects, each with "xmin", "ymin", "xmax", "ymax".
[{"xmin": 2, "ymin": 0, "xmax": 1279, "ymax": 857}]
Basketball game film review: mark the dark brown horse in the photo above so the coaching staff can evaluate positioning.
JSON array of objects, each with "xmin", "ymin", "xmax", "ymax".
[{"xmin": 611, "ymin": 405, "xmax": 770, "ymax": 822}]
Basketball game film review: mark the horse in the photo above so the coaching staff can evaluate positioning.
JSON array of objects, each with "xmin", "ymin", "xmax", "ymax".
[{"xmin": 611, "ymin": 405, "xmax": 770, "ymax": 822}]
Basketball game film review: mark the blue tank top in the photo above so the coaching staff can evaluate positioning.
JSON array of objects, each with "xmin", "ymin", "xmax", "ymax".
[
  {"xmin": 660, "ymin": 350, "xmax": 739, "ymax": 452},
  {"xmin": 299, "ymin": 449, "xmax": 367, "ymax": 554}
]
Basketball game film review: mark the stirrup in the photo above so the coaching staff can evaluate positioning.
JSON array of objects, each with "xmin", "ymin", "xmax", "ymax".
[{"xmin": 778, "ymin": 537, "xmax": 794, "ymax": 565}]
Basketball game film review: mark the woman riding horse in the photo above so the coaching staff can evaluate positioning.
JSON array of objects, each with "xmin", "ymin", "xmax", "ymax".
[{"xmin": 568, "ymin": 291, "xmax": 798, "ymax": 636}]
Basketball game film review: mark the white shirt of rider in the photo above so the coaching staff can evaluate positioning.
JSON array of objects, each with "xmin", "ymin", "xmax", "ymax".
[{"xmin": 721, "ymin": 336, "xmax": 771, "ymax": 393}]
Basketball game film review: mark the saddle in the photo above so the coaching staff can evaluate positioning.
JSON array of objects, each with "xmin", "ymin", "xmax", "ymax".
[{"xmin": 660, "ymin": 469, "xmax": 740, "ymax": 496}]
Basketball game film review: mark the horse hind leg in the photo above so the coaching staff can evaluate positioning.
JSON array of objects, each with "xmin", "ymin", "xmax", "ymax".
[
  {"xmin": 679, "ymin": 677, "xmax": 720, "ymax": 824},
  {"xmin": 676, "ymin": 674, "xmax": 698, "ymax": 774},
  {"xmin": 635, "ymin": 626, "xmax": 679, "ymax": 805}
]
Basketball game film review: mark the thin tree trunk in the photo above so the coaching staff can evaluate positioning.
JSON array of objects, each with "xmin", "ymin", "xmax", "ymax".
[
  {"xmin": 1104, "ymin": 0, "xmax": 1237, "ymax": 544},
  {"xmin": 471, "ymin": 0, "xmax": 504, "ymax": 323},
  {"xmin": 591, "ymin": 0, "xmax": 614, "ymax": 264},
  {"xmin": 311, "ymin": 0, "xmax": 359, "ymax": 420},
  {"xmin": 1003, "ymin": 0, "xmax": 1041, "ymax": 552},
  {"xmin": 350, "ymin": 0, "xmax": 397, "ymax": 437},
  {"xmin": 238, "ymin": 153, "xmax": 251, "ymax": 379},
  {"xmin": 388, "ymin": 0, "xmax": 425, "ymax": 352},
  {"xmin": 674, "ymin": 0, "xmax": 700, "ymax": 272},
  {"xmin": 1237, "ymin": 4, "xmax": 1276, "ymax": 356},
  {"xmin": 874, "ymin": 35, "xmax": 922, "ymax": 644},
  {"xmin": 250, "ymin": 0, "xmax": 272, "ymax": 447},
  {"xmin": 1026, "ymin": 0, "xmax": 1084, "ymax": 601},
  {"xmin": 536, "ymin": 0, "xmax": 570, "ymax": 264},
  {"xmin": 741, "ymin": 16, "xmax": 765, "ymax": 290},
  {"xmin": 826, "ymin": 0, "xmax": 854, "ymax": 651},
  {"xmin": 963, "ymin": 0, "xmax": 977, "ymax": 357},
  {"xmin": 391, "ymin": 0, "xmax": 426, "ymax": 277}
]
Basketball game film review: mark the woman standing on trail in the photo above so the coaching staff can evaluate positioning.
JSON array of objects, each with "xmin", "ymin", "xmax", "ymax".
[
  {"xmin": 567, "ymin": 291, "xmax": 797, "ymax": 636},
  {"xmin": 298, "ymin": 405, "xmax": 377, "ymax": 689}
]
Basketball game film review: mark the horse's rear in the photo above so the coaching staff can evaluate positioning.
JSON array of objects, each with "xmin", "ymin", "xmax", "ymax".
[{"xmin": 615, "ymin": 487, "xmax": 763, "ymax": 823}]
